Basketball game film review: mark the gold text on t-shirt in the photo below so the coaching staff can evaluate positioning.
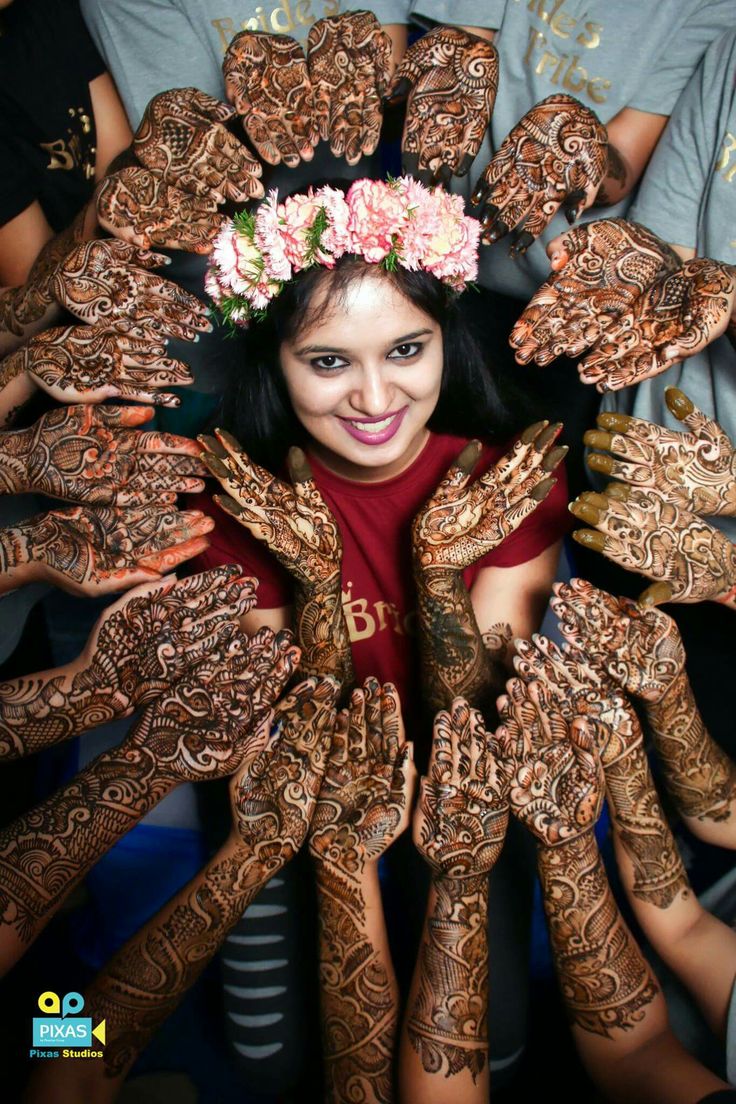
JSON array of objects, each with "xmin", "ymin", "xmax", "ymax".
[
  {"xmin": 716, "ymin": 132, "xmax": 736, "ymax": 184},
  {"xmin": 516, "ymin": 0, "xmax": 610, "ymax": 105},
  {"xmin": 211, "ymin": 0, "xmax": 340, "ymax": 50}
]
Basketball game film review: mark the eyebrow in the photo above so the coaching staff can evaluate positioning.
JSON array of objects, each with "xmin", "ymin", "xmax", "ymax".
[{"xmin": 294, "ymin": 328, "xmax": 435, "ymax": 356}]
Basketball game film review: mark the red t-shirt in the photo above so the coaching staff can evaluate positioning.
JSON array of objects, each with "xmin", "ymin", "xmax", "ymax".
[{"xmin": 193, "ymin": 432, "xmax": 569, "ymax": 729}]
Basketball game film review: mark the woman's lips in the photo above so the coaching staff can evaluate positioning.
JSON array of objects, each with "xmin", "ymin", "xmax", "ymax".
[{"xmin": 337, "ymin": 407, "xmax": 409, "ymax": 446}]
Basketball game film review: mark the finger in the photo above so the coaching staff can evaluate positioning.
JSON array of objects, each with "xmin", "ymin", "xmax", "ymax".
[
  {"xmin": 114, "ymin": 385, "xmax": 180, "ymax": 407},
  {"xmin": 637, "ymin": 581, "xmax": 674, "ymax": 608},
  {"xmin": 348, "ymin": 688, "xmax": 367, "ymax": 761},
  {"xmin": 136, "ymin": 534, "xmax": 211, "ymax": 572},
  {"xmin": 90, "ymin": 404, "xmax": 155, "ymax": 429},
  {"xmin": 135, "ymin": 430, "xmax": 204, "ymax": 457},
  {"xmin": 332, "ymin": 709, "xmax": 350, "ymax": 766},
  {"xmin": 381, "ymin": 682, "xmax": 403, "ymax": 762}
]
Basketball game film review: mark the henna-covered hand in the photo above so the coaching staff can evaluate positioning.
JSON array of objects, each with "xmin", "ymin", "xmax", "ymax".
[
  {"xmin": 201, "ymin": 431, "xmax": 353, "ymax": 684},
  {"xmin": 307, "ymin": 11, "xmax": 391, "ymax": 165},
  {"xmin": 586, "ymin": 390, "xmax": 736, "ymax": 517},
  {"xmin": 0, "ymin": 404, "xmax": 207, "ymax": 505},
  {"xmin": 551, "ymin": 577, "xmax": 685, "ymax": 703},
  {"xmin": 474, "ymin": 95, "xmax": 607, "ymax": 254},
  {"xmin": 498, "ymin": 690, "xmax": 604, "ymax": 845},
  {"xmin": 415, "ymin": 697, "xmax": 510, "ymax": 879},
  {"xmin": 96, "ymin": 167, "xmax": 226, "ymax": 254},
  {"xmin": 21, "ymin": 323, "xmax": 193, "ymax": 408},
  {"xmin": 51, "ymin": 238, "xmax": 210, "ymax": 340},
  {"xmin": 579, "ymin": 258, "xmax": 736, "ymax": 392},
  {"xmin": 411, "ymin": 423, "xmax": 564, "ymax": 714},
  {"xmin": 510, "ymin": 219, "xmax": 680, "ymax": 365},
  {"xmin": 129, "ymin": 627, "xmax": 300, "ymax": 785},
  {"xmin": 0, "ymin": 502, "xmax": 214, "ymax": 596},
  {"xmin": 133, "ymin": 88, "xmax": 263, "ymax": 204},
  {"xmin": 412, "ymin": 422, "xmax": 564, "ymax": 572},
  {"xmin": 570, "ymin": 484, "xmax": 736, "ymax": 604},
  {"xmin": 310, "ymin": 678, "xmax": 413, "ymax": 1104},
  {"xmin": 406, "ymin": 698, "xmax": 509, "ymax": 1084},
  {"xmin": 310, "ymin": 678, "xmax": 414, "ymax": 872},
  {"xmin": 0, "ymin": 567, "xmax": 258, "ymax": 758},
  {"xmin": 224, "ymin": 33, "xmax": 317, "ymax": 167},
  {"xmin": 507, "ymin": 645, "xmax": 688, "ymax": 907},
  {"xmin": 230, "ymin": 675, "xmax": 339, "ymax": 876},
  {"xmin": 388, "ymin": 26, "xmax": 498, "ymax": 184},
  {"xmin": 511, "ymin": 634, "xmax": 643, "ymax": 769}
]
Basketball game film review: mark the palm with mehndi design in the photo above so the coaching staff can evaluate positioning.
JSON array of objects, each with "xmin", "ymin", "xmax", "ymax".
[
  {"xmin": 310, "ymin": 678, "xmax": 413, "ymax": 873},
  {"xmin": 224, "ymin": 33, "xmax": 318, "ymax": 167},
  {"xmin": 551, "ymin": 578, "xmax": 685, "ymax": 703},
  {"xmin": 0, "ymin": 502, "xmax": 214, "ymax": 596},
  {"xmin": 500, "ymin": 707, "xmax": 604, "ymax": 847},
  {"xmin": 415, "ymin": 698, "xmax": 510, "ymax": 878},
  {"xmin": 509, "ymin": 219, "xmax": 680, "ymax": 366},
  {"xmin": 21, "ymin": 322, "xmax": 193, "ymax": 408},
  {"xmin": 307, "ymin": 11, "xmax": 392, "ymax": 166},
  {"xmin": 96, "ymin": 167, "xmax": 226, "ymax": 254},
  {"xmin": 570, "ymin": 484, "xmax": 736, "ymax": 604},
  {"xmin": 388, "ymin": 26, "xmax": 498, "ymax": 184},
  {"xmin": 0, "ymin": 567, "xmax": 258, "ymax": 759},
  {"xmin": 579, "ymin": 258, "xmax": 736, "ymax": 392},
  {"xmin": 511, "ymin": 634, "xmax": 643, "ymax": 769},
  {"xmin": 0, "ymin": 404, "xmax": 206, "ymax": 506},
  {"xmin": 131, "ymin": 628, "xmax": 300, "ymax": 786},
  {"xmin": 586, "ymin": 389, "xmax": 736, "ymax": 516},
  {"xmin": 231, "ymin": 676, "xmax": 339, "ymax": 879},
  {"xmin": 473, "ymin": 95, "xmax": 608, "ymax": 255},
  {"xmin": 51, "ymin": 238, "xmax": 211, "ymax": 340},
  {"xmin": 133, "ymin": 88, "xmax": 262, "ymax": 203}
]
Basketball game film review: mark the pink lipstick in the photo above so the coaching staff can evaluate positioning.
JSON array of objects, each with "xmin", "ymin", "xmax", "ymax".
[{"xmin": 338, "ymin": 407, "xmax": 408, "ymax": 446}]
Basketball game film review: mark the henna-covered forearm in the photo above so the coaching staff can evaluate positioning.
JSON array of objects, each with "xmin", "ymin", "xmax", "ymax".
[
  {"xmin": 415, "ymin": 568, "xmax": 498, "ymax": 715},
  {"xmin": 0, "ymin": 207, "xmax": 93, "ymax": 338},
  {"xmin": 604, "ymin": 744, "xmax": 688, "ymax": 908},
  {"xmin": 0, "ymin": 735, "xmax": 175, "ymax": 966},
  {"xmin": 646, "ymin": 670, "xmax": 736, "ymax": 822},
  {"xmin": 84, "ymin": 838, "xmax": 267, "ymax": 1079},
  {"xmin": 294, "ymin": 576, "xmax": 354, "ymax": 688},
  {"xmin": 316, "ymin": 863, "xmax": 396, "ymax": 1104},
  {"xmin": 407, "ymin": 874, "xmax": 489, "ymax": 1081},
  {"xmin": 537, "ymin": 832, "xmax": 658, "ymax": 1037}
]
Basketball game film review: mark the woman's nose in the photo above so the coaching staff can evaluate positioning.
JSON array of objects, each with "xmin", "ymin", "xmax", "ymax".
[{"xmin": 351, "ymin": 365, "xmax": 393, "ymax": 416}]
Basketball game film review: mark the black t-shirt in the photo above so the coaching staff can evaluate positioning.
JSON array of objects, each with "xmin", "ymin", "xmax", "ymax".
[{"xmin": 0, "ymin": 0, "xmax": 104, "ymax": 232}]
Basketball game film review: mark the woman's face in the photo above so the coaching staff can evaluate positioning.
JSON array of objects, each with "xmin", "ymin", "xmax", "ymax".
[{"xmin": 279, "ymin": 273, "xmax": 443, "ymax": 482}]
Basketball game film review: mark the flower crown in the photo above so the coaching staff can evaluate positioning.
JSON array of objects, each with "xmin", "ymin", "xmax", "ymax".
[{"xmin": 205, "ymin": 177, "xmax": 481, "ymax": 327}]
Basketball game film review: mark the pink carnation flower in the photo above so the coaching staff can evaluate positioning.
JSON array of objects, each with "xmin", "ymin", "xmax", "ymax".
[
  {"xmin": 346, "ymin": 179, "xmax": 407, "ymax": 263},
  {"xmin": 422, "ymin": 191, "xmax": 480, "ymax": 286},
  {"xmin": 318, "ymin": 186, "xmax": 352, "ymax": 258},
  {"xmin": 254, "ymin": 191, "xmax": 292, "ymax": 282},
  {"xmin": 280, "ymin": 192, "xmax": 327, "ymax": 270}
]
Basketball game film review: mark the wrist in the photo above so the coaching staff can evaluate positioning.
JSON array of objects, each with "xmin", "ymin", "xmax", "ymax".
[
  {"xmin": 535, "ymin": 827, "xmax": 597, "ymax": 863},
  {"xmin": 431, "ymin": 869, "xmax": 490, "ymax": 896}
]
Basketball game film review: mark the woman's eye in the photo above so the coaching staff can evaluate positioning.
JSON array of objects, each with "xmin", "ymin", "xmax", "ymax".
[
  {"xmin": 388, "ymin": 342, "xmax": 422, "ymax": 360},
  {"xmin": 310, "ymin": 354, "xmax": 349, "ymax": 371}
]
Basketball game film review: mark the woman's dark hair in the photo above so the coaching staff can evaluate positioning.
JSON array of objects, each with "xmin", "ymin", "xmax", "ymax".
[{"xmin": 221, "ymin": 247, "xmax": 514, "ymax": 472}]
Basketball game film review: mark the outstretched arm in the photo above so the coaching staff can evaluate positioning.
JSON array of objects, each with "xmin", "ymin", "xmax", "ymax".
[
  {"xmin": 552, "ymin": 578, "xmax": 736, "ymax": 847},
  {"xmin": 0, "ymin": 632, "xmax": 295, "ymax": 974},
  {"xmin": 311, "ymin": 679, "xmax": 414, "ymax": 1104},
  {"xmin": 400, "ymin": 699, "xmax": 509, "ymax": 1104},
  {"xmin": 24, "ymin": 677, "xmax": 337, "ymax": 1103},
  {"xmin": 499, "ymin": 687, "xmax": 730, "ymax": 1104}
]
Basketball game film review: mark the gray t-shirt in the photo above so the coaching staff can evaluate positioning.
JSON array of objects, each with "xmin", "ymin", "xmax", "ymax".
[
  {"xmin": 602, "ymin": 29, "xmax": 736, "ymax": 544},
  {"xmin": 411, "ymin": 0, "xmax": 734, "ymax": 299},
  {"xmin": 81, "ymin": 0, "xmax": 409, "ymax": 129}
]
